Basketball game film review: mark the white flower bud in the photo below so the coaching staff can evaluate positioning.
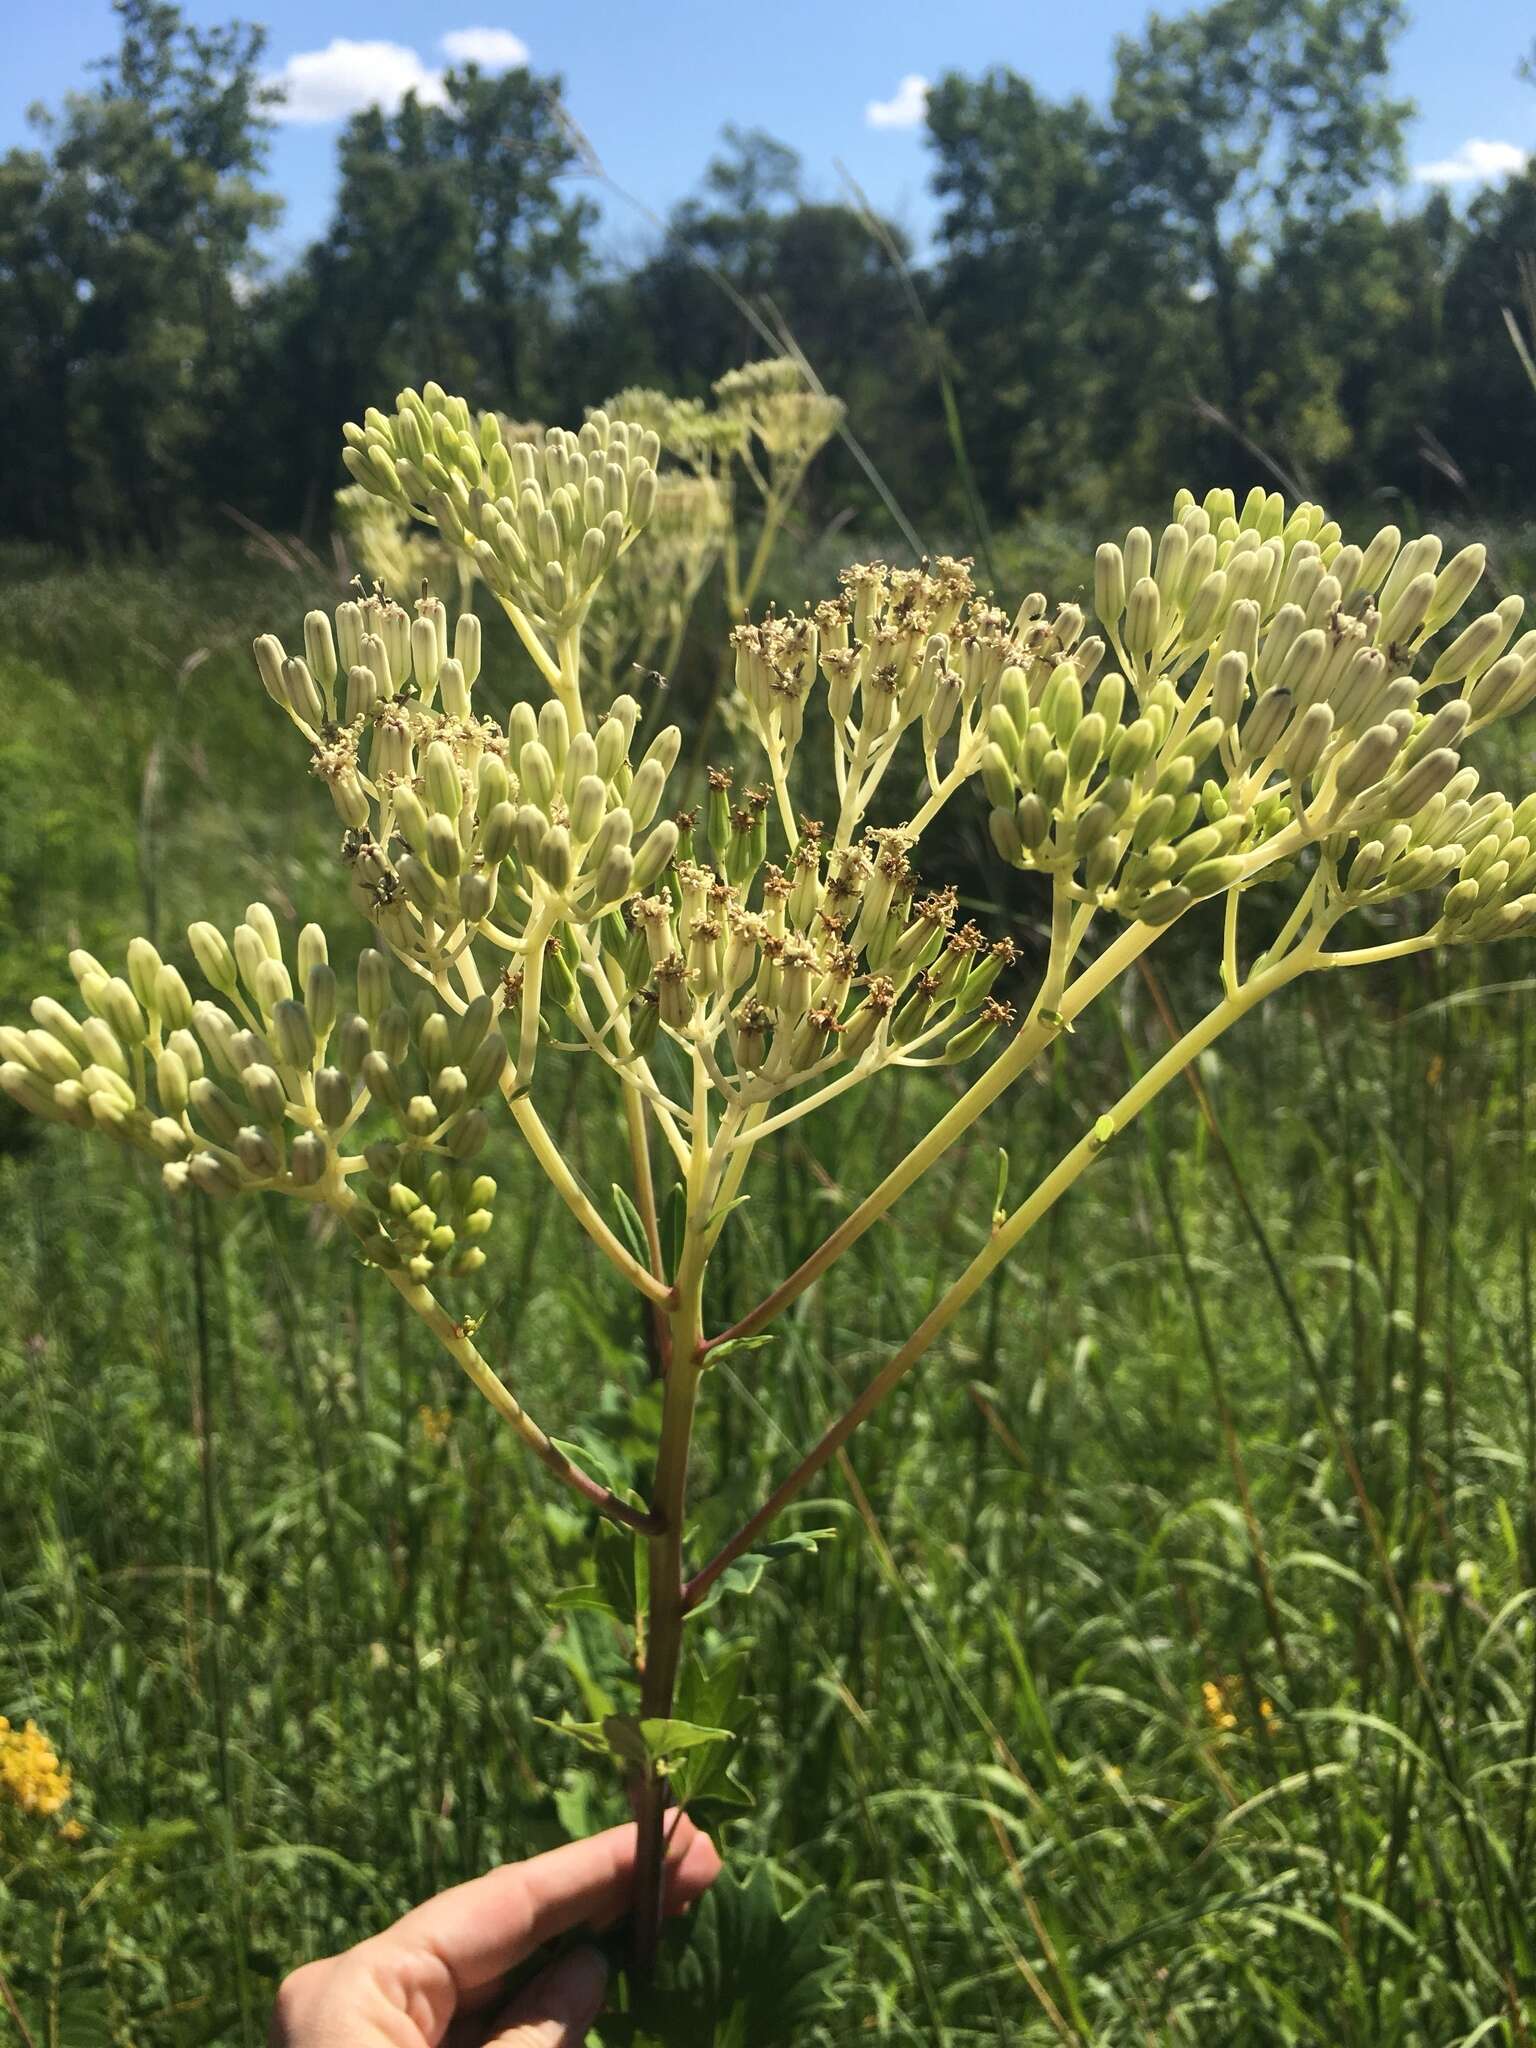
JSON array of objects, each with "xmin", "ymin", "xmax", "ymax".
[
  {"xmin": 189, "ymin": 1150, "xmax": 244, "ymax": 1198},
  {"xmin": 304, "ymin": 611, "xmax": 338, "ymax": 699},
  {"xmin": 1287, "ymin": 702, "xmax": 1334, "ymax": 780},
  {"xmin": 1094, "ymin": 543, "xmax": 1126, "ymax": 625},
  {"xmin": 453, "ymin": 611, "xmax": 481, "ymax": 683},
  {"xmin": 253, "ymin": 634, "xmax": 287, "ymax": 705},
  {"xmin": 420, "ymin": 740, "xmax": 458, "ymax": 817},
  {"xmin": 254, "ymin": 957, "xmax": 293, "ymax": 1017},
  {"xmin": 1422, "ymin": 544, "xmax": 1486, "ymax": 636},
  {"xmin": 536, "ymin": 826, "xmax": 573, "ymax": 892},
  {"xmin": 185, "ymin": 923, "xmax": 236, "ymax": 997},
  {"xmin": 282, "ymin": 657, "xmax": 325, "ymax": 727},
  {"xmin": 1239, "ymin": 686, "xmax": 1293, "ymax": 765},
  {"xmin": 1124, "ymin": 577, "xmax": 1162, "ymax": 662},
  {"xmin": 1335, "ymin": 722, "xmax": 1404, "ymax": 801},
  {"xmin": 1123, "ymin": 526, "xmax": 1152, "ymax": 586},
  {"xmin": 628, "ymin": 760, "xmax": 667, "ymax": 832},
  {"xmin": 235, "ymin": 1125, "xmax": 283, "ymax": 1176}
]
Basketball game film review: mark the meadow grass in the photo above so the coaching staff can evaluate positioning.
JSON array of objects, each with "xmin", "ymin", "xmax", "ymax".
[{"xmin": 2, "ymin": 542, "xmax": 1535, "ymax": 2044}]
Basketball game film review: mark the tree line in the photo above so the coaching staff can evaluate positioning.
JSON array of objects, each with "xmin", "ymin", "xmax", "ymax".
[{"xmin": 3, "ymin": 0, "xmax": 1533, "ymax": 557}]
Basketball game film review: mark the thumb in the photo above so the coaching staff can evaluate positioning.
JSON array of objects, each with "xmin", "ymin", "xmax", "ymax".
[{"xmin": 481, "ymin": 1944, "xmax": 610, "ymax": 2047}]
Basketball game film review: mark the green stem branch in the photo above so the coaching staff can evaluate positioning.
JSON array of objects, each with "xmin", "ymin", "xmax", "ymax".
[
  {"xmin": 361, "ymin": 1226, "xmax": 661, "ymax": 1534},
  {"xmin": 685, "ymin": 936, "xmax": 1323, "ymax": 1609}
]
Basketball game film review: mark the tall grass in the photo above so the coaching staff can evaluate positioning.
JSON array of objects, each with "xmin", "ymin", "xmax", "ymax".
[{"xmin": 2, "ymin": 545, "xmax": 1535, "ymax": 2043}]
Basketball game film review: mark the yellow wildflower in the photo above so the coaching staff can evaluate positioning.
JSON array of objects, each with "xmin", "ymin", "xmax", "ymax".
[
  {"xmin": 418, "ymin": 1404, "xmax": 452, "ymax": 1446},
  {"xmin": 0, "ymin": 1715, "xmax": 74, "ymax": 1817},
  {"xmin": 1201, "ymin": 1680, "xmax": 1237, "ymax": 1732},
  {"xmin": 1201, "ymin": 1677, "xmax": 1279, "ymax": 1734}
]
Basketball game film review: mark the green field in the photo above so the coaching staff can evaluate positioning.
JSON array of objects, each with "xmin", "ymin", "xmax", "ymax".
[{"xmin": 4, "ymin": 541, "xmax": 1536, "ymax": 2046}]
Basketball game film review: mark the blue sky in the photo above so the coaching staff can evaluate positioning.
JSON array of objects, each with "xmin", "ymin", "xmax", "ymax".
[{"xmin": 5, "ymin": 1, "xmax": 1533, "ymax": 269}]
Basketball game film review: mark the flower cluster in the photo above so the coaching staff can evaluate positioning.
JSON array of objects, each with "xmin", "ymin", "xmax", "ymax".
[
  {"xmin": 13, "ymin": 453, "xmax": 1534, "ymax": 1250},
  {"xmin": 0, "ymin": 1716, "xmax": 74, "ymax": 1820},
  {"xmin": 733, "ymin": 555, "xmax": 1094, "ymax": 837},
  {"xmin": 9, "ymin": 389, "xmax": 1536, "ymax": 1394},
  {"xmin": 711, "ymin": 358, "xmax": 844, "ymax": 471},
  {"xmin": 254, "ymin": 588, "xmax": 681, "ymax": 974},
  {"xmin": 607, "ymin": 359, "xmax": 844, "ymax": 482},
  {"xmin": 600, "ymin": 361, "xmax": 844, "ymax": 632},
  {"xmin": 1201, "ymin": 1677, "xmax": 1277, "ymax": 1734},
  {"xmin": 338, "ymin": 422, "xmax": 731, "ymax": 700},
  {"xmin": 344, "ymin": 384, "xmax": 660, "ymax": 635},
  {"xmin": 0, "ymin": 915, "xmax": 506, "ymax": 1286},
  {"xmin": 602, "ymin": 385, "xmax": 749, "ymax": 473},
  {"xmin": 974, "ymin": 486, "xmax": 1536, "ymax": 938},
  {"xmin": 596, "ymin": 820, "xmax": 1018, "ymax": 1089}
]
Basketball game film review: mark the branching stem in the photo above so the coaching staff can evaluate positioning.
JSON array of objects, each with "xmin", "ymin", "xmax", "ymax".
[
  {"xmin": 685, "ymin": 928, "xmax": 1327, "ymax": 1609},
  {"xmin": 350, "ymin": 1216, "xmax": 660, "ymax": 1533}
]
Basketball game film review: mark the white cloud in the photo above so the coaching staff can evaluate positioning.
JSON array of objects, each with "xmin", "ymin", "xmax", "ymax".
[
  {"xmin": 1413, "ymin": 137, "xmax": 1528, "ymax": 187},
  {"xmin": 866, "ymin": 74, "xmax": 930, "ymax": 131},
  {"xmin": 266, "ymin": 38, "xmax": 447, "ymax": 123},
  {"xmin": 440, "ymin": 27, "xmax": 530, "ymax": 69},
  {"xmin": 266, "ymin": 29, "xmax": 530, "ymax": 122}
]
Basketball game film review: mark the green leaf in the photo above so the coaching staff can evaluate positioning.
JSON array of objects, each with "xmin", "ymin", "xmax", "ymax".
[
  {"xmin": 689, "ymin": 1529, "xmax": 838, "ymax": 1616},
  {"xmin": 534, "ymin": 1715, "xmax": 618, "ymax": 1759},
  {"xmin": 674, "ymin": 1644, "xmax": 757, "ymax": 1811},
  {"xmin": 545, "ymin": 1627, "xmax": 618, "ymax": 1723},
  {"xmin": 610, "ymin": 1181, "xmax": 652, "ymax": 1266},
  {"xmin": 587, "ymin": 1517, "xmax": 648, "ymax": 1635},
  {"xmin": 704, "ymin": 1192, "xmax": 751, "ymax": 1235},
  {"xmin": 546, "ymin": 1581, "xmax": 623, "ymax": 1618},
  {"xmin": 601, "ymin": 1714, "xmax": 653, "ymax": 1769},
  {"xmin": 533, "ymin": 1713, "xmax": 728, "ymax": 1775},
  {"xmin": 605, "ymin": 1860, "xmax": 847, "ymax": 2046},
  {"xmin": 701, "ymin": 1334, "xmax": 774, "ymax": 1370},
  {"xmin": 638, "ymin": 1716, "xmax": 733, "ymax": 1764},
  {"xmin": 677, "ymin": 1641, "xmax": 752, "ymax": 1729},
  {"xmin": 550, "ymin": 1434, "xmax": 633, "ymax": 1499},
  {"xmin": 553, "ymin": 1767, "xmax": 599, "ymax": 1844}
]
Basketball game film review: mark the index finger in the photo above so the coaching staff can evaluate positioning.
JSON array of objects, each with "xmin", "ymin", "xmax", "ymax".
[{"xmin": 382, "ymin": 1818, "xmax": 719, "ymax": 2002}]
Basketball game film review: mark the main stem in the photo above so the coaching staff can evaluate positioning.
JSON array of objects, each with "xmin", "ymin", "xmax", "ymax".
[{"xmin": 632, "ymin": 1068, "xmax": 711, "ymax": 1968}]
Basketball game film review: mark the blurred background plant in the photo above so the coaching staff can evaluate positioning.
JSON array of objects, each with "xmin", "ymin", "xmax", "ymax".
[{"xmin": 331, "ymin": 361, "xmax": 837, "ymax": 712}]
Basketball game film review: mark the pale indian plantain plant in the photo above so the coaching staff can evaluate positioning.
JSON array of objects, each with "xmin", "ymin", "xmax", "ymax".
[
  {"xmin": 606, "ymin": 357, "xmax": 845, "ymax": 622},
  {"xmin": 335, "ymin": 360, "xmax": 837, "ymax": 712},
  {"xmin": 9, "ymin": 379, "xmax": 1536, "ymax": 1990}
]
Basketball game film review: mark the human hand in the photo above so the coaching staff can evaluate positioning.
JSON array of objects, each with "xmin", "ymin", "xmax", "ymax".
[{"xmin": 268, "ymin": 1816, "xmax": 721, "ymax": 2047}]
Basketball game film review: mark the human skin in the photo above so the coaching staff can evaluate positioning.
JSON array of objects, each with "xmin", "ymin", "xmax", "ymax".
[{"xmin": 267, "ymin": 1818, "xmax": 722, "ymax": 2047}]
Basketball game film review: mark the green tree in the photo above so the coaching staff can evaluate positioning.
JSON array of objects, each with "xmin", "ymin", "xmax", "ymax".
[
  {"xmin": 1237, "ymin": 197, "xmax": 1458, "ymax": 506},
  {"xmin": 926, "ymin": 69, "xmax": 1186, "ymax": 516},
  {"xmin": 621, "ymin": 128, "xmax": 810, "ymax": 395},
  {"xmin": 1109, "ymin": 0, "xmax": 1411, "ymax": 445},
  {"xmin": 582, "ymin": 131, "xmax": 935, "ymax": 530},
  {"xmin": 0, "ymin": 0, "xmax": 276, "ymax": 547},
  {"xmin": 252, "ymin": 63, "xmax": 594, "ymax": 529},
  {"xmin": 1437, "ymin": 167, "xmax": 1536, "ymax": 506}
]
